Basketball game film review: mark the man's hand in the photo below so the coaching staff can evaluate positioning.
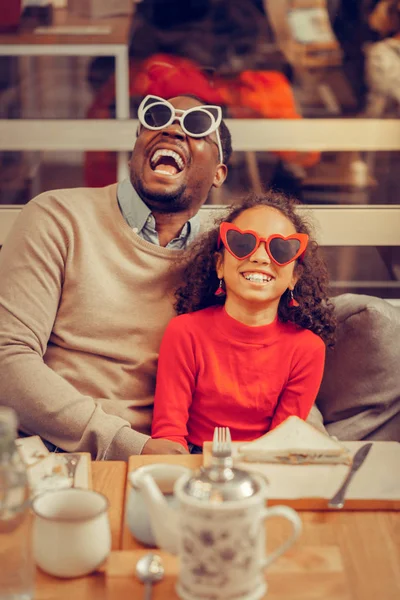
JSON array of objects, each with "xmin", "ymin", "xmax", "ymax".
[{"xmin": 141, "ymin": 438, "xmax": 189, "ymax": 455}]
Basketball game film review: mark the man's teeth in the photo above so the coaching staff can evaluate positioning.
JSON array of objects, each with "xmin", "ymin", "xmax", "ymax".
[
  {"xmin": 150, "ymin": 149, "xmax": 184, "ymax": 171},
  {"xmin": 243, "ymin": 273, "xmax": 272, "ymax": 283}
]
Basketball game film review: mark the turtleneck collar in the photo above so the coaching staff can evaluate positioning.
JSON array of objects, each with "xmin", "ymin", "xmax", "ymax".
[{"xmin": 212, "ymin": 305, "xmax": 284, "ymax": 345}]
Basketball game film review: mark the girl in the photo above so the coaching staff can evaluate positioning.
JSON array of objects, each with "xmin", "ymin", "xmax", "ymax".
[{"xmin": 152, "ymin": 192, "xmax": 336, "ymax": 452}]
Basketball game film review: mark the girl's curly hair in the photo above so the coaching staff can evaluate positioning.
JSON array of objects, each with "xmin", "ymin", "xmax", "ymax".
[{"xmin": 175, "ymin": 192, "xmax": 336, "ymax": 347}]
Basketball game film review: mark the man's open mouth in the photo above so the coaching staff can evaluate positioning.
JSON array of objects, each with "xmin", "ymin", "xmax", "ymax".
[{"xmin": 150, "ymin": 149, "xmax": 185, "ymax": 176}]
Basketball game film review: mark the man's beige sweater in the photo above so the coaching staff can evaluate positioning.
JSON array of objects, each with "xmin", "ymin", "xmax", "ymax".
[{"xmin": 0, "ymin": 184, "xmax": 187, "ymax": 459}]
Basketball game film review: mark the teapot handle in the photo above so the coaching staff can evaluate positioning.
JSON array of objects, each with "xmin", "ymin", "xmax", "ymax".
[{"xmin": 260, "ymin": 505, "xmax": 302, "ymax": 569}]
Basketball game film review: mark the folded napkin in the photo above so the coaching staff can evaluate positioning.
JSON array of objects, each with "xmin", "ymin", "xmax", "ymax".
[{"xmin": 238, "ymin": 416, "xmax": 352, "ymax": 465}]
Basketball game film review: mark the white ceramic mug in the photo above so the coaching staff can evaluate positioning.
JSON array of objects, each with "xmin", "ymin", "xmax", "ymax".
[
  {"xmin": 32, "ymin": 488, "xmax": 111, "ymax": 578},
  {"xmin": 127, "ymin": 463, "xmax": 191, "ymax": 546}
]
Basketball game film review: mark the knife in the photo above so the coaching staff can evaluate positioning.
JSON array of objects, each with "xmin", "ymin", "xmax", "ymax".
[{"xmin": 328, "ymin": 442, "xmax": 373, "ymax": 509}]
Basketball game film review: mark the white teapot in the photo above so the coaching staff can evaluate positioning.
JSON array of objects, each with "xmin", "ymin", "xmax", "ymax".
[{"xmin": 134, "ymin": 459, "xmax": 302, "ymax": 600}]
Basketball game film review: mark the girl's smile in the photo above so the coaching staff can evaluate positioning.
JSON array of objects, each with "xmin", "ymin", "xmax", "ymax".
[{"xmin": 240, "ymin": 270, "xmax": 274, "ymax": 284}]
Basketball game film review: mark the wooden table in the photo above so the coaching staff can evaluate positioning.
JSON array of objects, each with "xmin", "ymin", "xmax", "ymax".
[{"xmin": 33, "ymin": 457, "xmax": 400, "ymax": 600}]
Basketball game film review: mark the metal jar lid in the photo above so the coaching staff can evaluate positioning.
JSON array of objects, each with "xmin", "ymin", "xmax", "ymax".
[{"xmin": 182, "ymin": 458, "xmax": 260, "ymax": 503}]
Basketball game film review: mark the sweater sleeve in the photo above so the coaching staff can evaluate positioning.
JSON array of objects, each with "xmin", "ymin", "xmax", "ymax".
[
  {"xmin": 0, "ymin": 199, "xmax": 149, "ymax": 459},
  {"xmin": 269, "ymin": 335, "xmax": 326, "ymax": 431},
  {"xmin": 152, "ymin": 317, "xmax": 196, "ymax": 450}
]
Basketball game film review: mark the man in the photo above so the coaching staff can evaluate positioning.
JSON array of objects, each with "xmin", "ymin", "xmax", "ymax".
[{"xmin": 0, "ymin": 94, "xmax": 231, "ymax": 459}]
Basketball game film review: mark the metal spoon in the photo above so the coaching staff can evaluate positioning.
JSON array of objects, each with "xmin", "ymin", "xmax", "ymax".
[{"xmin": 136, "ymin": 553, "xmax": 165, "ymax": 600}]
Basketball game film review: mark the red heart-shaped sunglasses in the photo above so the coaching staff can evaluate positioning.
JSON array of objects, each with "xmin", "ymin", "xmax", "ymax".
[{"xmin": 218, "ymin": 222, "xmax": 309, "ymax": 266}]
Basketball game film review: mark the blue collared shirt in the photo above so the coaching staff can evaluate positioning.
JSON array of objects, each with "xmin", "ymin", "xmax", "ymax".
[{"xmin": 117, "ymin": 178, "xmax": 201, "ymax": 250}]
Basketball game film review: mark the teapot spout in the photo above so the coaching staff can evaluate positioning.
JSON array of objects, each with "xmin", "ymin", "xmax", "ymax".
[{"xmin": 137, "ymin": 473, "xmax": 180, "ymax": 555}]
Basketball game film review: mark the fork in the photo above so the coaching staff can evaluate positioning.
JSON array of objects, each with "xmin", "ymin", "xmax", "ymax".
[
  {"xmin": 211, "ymin": 427, "xmax": 233, "ymax": 467},
  {"xmin": 62, "ymin": 454, "xmax": 81, "ymax": 487}
]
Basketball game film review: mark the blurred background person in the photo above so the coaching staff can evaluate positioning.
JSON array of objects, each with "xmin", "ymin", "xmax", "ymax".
[{"xmin": 364, "ymin": 0, "xmax": 400, "ymax": 116}]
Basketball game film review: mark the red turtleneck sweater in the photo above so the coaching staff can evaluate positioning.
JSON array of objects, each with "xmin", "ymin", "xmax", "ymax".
[{"xmin": 152, "ymin": 306, "xmax": 326, "ymax": 450}]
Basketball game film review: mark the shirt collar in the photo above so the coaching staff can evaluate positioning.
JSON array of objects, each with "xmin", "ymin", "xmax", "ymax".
[
  {"xmin": 117, "ymin": 178, "xmax": 152, "ymax": 233},
  {"xmin": 117, "ymin": 178, "xmax": 201, "ymax": 248}
]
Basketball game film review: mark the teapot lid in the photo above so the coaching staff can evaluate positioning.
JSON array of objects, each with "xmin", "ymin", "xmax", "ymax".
[{"xmin": 182, "ymin": 459, "xmax": 260, "ymax": 503}]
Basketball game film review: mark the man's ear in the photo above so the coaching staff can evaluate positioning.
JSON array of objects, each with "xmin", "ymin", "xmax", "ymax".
[
  {"xmin": 215, "ymin": 251, "xmax": 224, "ymax": 279},
  {"xmin": 212, "ymin": 164, "xmax": 228, "ymax": 188}
]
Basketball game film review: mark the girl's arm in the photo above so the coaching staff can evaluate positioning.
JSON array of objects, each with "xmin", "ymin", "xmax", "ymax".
[
  {"xmin": 152, "ymin": 317, "xmax": 196, "ymax": 450},
  {"xmin": 270, "ymin": 337, "xmax": 326, "ymax": 431}
]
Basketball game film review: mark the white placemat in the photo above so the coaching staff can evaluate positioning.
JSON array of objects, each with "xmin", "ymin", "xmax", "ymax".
[{"xmin": 225, "ymin": 441, "xmax": 400, "ymax": 501}]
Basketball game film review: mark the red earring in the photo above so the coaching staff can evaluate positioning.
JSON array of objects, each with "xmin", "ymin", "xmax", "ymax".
[
  {"xmin": 288, "ymin": 289, "xmax": 299, "ymax": 307},
  {"xmin": 215, "ymin": 279, "xmax": 226, "ymax": 297}
]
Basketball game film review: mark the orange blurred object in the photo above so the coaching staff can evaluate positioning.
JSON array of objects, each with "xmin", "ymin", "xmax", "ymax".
[{"xmin": 85, "ymin": 54, "xmax": 320, "ymax": 187}]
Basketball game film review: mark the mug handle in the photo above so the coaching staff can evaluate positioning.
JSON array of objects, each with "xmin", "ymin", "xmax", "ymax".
[{"xmin": 261, "ymin": 505, "xmax": 302, "ymax": 568}]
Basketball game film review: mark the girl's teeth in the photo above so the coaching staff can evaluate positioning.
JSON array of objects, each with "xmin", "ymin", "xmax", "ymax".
[{"xmin": 243, "ymin": 273, "xmax": 272, "ymax": 283}]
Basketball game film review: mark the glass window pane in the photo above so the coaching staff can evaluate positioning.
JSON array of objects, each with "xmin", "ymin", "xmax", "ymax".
[
  {"xmin": 1, "ymin": 0, "xmax": 400, "ymax": 302},
  {"xmin": 322, "ymin": 246, "xmax": 400, "ymax": 301},
  {"xmin": 207, "ymin": 150, "xmax": 400, "ymax": 207}
]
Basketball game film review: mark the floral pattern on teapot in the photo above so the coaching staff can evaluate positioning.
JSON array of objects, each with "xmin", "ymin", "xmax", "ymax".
[{"xmin": 177, "ymin": 504, "xmax": 266, "ymax": 600}]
